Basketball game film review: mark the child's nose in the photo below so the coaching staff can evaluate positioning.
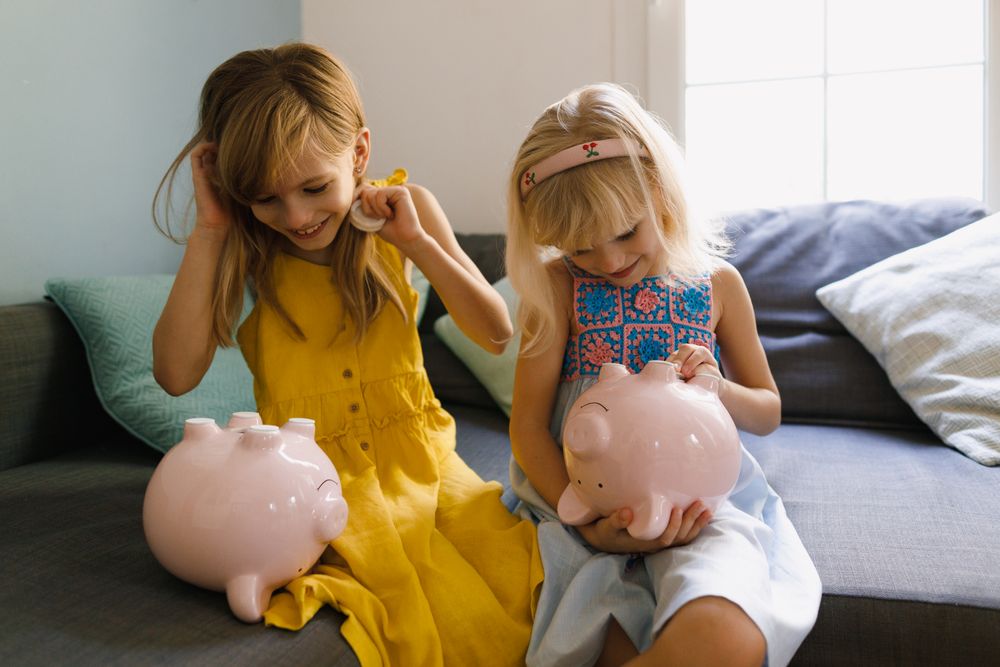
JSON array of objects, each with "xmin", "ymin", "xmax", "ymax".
[
  {"xmin": 596, "ymin": 246, "xmax": 625, "ymax": 273},
  {"xmin": 283, "ymin": 201, "xmax": 313, "ymax": 229}
]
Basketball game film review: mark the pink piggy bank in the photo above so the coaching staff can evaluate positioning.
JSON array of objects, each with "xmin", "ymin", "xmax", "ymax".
[
  {"xmin": 143, "ymin": 412, "xmax": 348, "ymax": 623},
  {"xmin": 557, "ymin": 361, "xmax": 740, "ymax": 541}
]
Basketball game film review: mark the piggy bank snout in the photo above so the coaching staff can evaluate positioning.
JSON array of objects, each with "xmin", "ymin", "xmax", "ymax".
[
  {"xmin": 564, "ymin": 413, "xmax": 612, "ymax": 460},
  {"xmin": 315, "ymin": 490, "xmax": 349, "ymax": 543}
]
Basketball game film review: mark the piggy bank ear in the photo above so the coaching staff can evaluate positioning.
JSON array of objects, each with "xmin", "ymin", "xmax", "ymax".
[
  {"xmin": 227, "ymin": 411, "xmax": 262, "ymax": 430},
  {"xmin": 283, "ymin": 417, "xmax": 316, "ymax": 440},
  {"xmin": 689, "ymin": 372, "xmax": 721, "ymax": 394},
  {"xmin": 241, "ymin": 425, "xmax": 282, "ymax": 452},
  {"xmin": 183, "ymin": 417, "xmax": 221, "ymax": 440},
  {"xmin": 598, "ymin": 363, "xmax": 629, "ymax": 382},
  {"xmin": 638, "ymin": 360, "xmax": 679, "ymax": 384}
]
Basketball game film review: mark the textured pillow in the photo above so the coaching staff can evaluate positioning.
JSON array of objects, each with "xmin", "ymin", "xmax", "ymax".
[
  {"xmin": 433, "ymin": 277, "xmax": 519, "ymax": 416},
  {"xmin": 45, "ymin": 275, "xmax": 255, "ymax": 453},
  {"xmin": 410, "ymin": 266, "xmax": 430, "ymax": 325},
  {"xmin": 816, "ymin": 213, "xmax": 1000, "ymax": 466},
  {"xmin": 727, "ymin": 197, "xmax": 990, "ymax": 427}
]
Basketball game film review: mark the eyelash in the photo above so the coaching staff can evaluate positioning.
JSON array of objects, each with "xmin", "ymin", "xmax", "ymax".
[
  {"xmin": 572, "ymin": 226, "xmax": 639, "ymax": 256},
  {"xmin": 253, "ymin": 182, "xmax": 330, "ymax": 205}
]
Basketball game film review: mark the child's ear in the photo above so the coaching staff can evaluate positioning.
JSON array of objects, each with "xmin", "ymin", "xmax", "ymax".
[{"xmin": 353, "ymin": 128, "xmax": 371, "ymax": 174}]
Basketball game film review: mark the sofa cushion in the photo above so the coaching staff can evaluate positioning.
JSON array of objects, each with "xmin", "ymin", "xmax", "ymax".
[
  {"xmin": 421, "ymin": 333, "xmax": 498, "ymax": 410},
  {"xmin": 450, "ymin": 402, "xmax": 518, "ymax": 510},
  {"xmin": 420, "ymin": 234, "xmax": 510, "ymax": 410},
  {"xmin": 420, "ymin": 234, "xmax": 507, "ymax": 334},
  {"xmin": 0, "ymin": 302, "xmax": 127, "ymax": 471},
  {"xmin": 817, "ymin": 213, "xmax": 1000, "ymax": 465},
  {"xmin": 44, "ymin": 275, "xmax": 256, "ymax": 454},
  {"xmin": 0, "ymin": 442, "xmax": 359, "ymax": 666},
  {"xmin": 741, "ymin": 423, "xmax": 1000, "ymax": 665},
  {"xmin": 726, "ymin": 197, "xmax": 990, "ymax": 426},
  {"xmin": 434, "ymin": 277, "xmax": 520, "ymax": 416}
]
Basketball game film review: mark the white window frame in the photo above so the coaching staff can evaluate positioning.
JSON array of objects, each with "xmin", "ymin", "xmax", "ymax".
[{"xmin": 643, "ymin": 0, "xmax": 1000, "ymax": 210}]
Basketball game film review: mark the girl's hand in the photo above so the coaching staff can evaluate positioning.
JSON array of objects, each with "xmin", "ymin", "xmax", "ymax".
[
  {"xmin": 190, "ymin": 142, "xmax": 233, "ymax": 237},
  {"xmin": 667, "ymin": 343, "xmax": 722, "ymax": 381},
  {"xmin": 354, "ymin": 183, "xmax": 429, "ymax": 251},
  {"xmin": 575, "ymin": 502, "xmax": 712, "ymax": 554}
]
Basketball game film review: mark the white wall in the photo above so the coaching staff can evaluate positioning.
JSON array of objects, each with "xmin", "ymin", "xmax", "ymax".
[
  {"xmin": 0, "ymin": 0, "xmax": 300, "ymax": 306},
  {"xmin": 303, "ymin": 0, "xmax": 652, "ymax": 233}
]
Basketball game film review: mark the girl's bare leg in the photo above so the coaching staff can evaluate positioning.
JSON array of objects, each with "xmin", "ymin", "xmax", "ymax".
[
  {"xmin": 594, "ymin": 618, "xmax": 640, "ymax": 667},
  {"xmin": 625, "ymin": 596, "xmax": 765, "ymax": 667}
]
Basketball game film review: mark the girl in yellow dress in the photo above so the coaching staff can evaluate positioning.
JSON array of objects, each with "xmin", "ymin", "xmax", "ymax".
[{"xmin": 152, "ymin": 42, "xmax": 542, "ymax": 666}]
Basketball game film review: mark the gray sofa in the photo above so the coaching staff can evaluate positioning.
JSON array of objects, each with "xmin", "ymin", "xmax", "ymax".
[{"xmin": 2, "ymin": 198, "xmax": 999, "ymax": 666}]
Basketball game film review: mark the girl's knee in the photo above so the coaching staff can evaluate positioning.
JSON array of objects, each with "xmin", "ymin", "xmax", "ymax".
[{"xmin": 650, "ymin": 596, "xmax": 765, "ymax": 667}]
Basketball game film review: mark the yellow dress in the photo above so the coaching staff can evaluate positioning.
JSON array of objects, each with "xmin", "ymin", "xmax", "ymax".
[{"xmin": 236, "ymin": 200, "xmax": 542, "ymax": 666}]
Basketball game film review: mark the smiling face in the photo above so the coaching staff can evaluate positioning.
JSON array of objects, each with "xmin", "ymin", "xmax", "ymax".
[
  {"xmin": 562, "ymin": 214, "xmax": 668, "ymax": 287},
  {"xmin": 249, "ymin": 138, "xmax": 365, "ymax": 264}
]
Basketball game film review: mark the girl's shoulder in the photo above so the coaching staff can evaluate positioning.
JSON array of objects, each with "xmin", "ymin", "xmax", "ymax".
[
  {"xmin": 709, "ymin": 260, "xmax": 753, "ymax": 325},
  {"xmin": 709, "ymin": 260, "xmax": 747, "ymax": 296},
  {"xmin": 545, "ymin": 256, "xmax": 574, "ymax": 289}
]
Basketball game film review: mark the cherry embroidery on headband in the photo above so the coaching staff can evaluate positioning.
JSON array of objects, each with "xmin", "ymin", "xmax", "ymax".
[{"xmin": 583, "ymin": 142, "xmax": 599, "ymax": 158}]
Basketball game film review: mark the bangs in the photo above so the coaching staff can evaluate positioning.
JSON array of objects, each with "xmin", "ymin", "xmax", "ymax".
[
  {"xmin": 525, "ymin": 157, "xmax": 656, "ymax": 253},
  {"xmin": 218, "ymin": 99, "xmax": 345, "ymax": 205}
]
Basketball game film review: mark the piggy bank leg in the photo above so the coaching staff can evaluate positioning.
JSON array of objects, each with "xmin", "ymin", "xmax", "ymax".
[
  {"xmin": 628, "ymin": 494, "xmax": 671, "ymax": 541},
  {"xmin": 226, "ymin": 574, "xmax": 270, "ymax": 623},
  {"xmin": 557, "ymin": 485, "xmax": 600, "ymax": 526}
]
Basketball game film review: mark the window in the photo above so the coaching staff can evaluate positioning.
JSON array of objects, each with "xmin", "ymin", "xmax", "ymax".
[{"xmin": 649, "ymin": 0, "xmax": 992, "ymax": 215}]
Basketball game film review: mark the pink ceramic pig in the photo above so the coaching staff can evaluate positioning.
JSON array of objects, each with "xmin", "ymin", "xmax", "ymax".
[
  {"xmin": 143, "ymin": 412, "xmax": 348, "ymax": 623},
  {"xmin": 557, "ymin": 361, "xmax": 741, "ymax": 541}
]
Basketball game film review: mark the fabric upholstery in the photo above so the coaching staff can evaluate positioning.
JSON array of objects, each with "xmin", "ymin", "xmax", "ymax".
[
  {"xmin": 434, "ymin": 277, "xmax": 519, "ymax": 416},
  {"xmin": 817, "ymin": 213, "xmax": 1000, "ymax": 465},
  {"xmin": 0, "ymin": 444, "xmax": 358, "ymax": 667},
  {"xmin": 741, "ymin": 423, "xmax": 1000, "ymax": 609},
  {"xmin": 726, "ymin": 197, "xmax": 990, "ymax": 426},
  {"xmin": 0, "ymin": 302, "xmax": 123, "ymax": 471},
  {"xmin": 44, "ymin": 275, "xmax": 256, "ymax": 453}
]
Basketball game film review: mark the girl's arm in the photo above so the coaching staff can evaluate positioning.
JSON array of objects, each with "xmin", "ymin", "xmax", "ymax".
[
  {"xmin": 152, "ymin": 143, "xmax": 230, "ymax": 396},
  {"xmin": 508, "ymin": 266, "xmax": 573, "ymax": 508},
  {"xmin": 711, "ymin": 262, "xmax": 782, "ymax": 435},
  {"xmin": 357, "ymin": 183, "xmax": 512, "ymax": 353}
]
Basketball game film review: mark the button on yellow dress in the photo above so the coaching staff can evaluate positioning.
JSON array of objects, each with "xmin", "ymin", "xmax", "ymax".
[{"xmin": 236, "ymin": 205, "xmax": 542, "ymax": 666}]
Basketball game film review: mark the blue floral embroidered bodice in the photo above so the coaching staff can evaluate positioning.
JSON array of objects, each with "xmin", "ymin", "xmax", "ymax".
[{"xmin": 561, "ymin": 259, "xmax": 718, "ymax": 381}]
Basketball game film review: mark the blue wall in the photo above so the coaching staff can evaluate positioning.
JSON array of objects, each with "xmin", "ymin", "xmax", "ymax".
[{"xmin": 0, "ymin": 0, "xmax": 301, "ymax": 305}]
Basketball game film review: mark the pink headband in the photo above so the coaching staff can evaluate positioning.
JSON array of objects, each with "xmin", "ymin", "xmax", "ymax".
[{"xmin": 520, "ymin": 138, "xmax": 649, "ymax": 199}]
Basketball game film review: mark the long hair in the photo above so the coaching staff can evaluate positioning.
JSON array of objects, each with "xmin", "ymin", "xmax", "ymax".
[
  {"xmin": 506, "ymin": 83, "xmax": 729, "ymax": 355},
  {"xmin": 153, "ymin": 42, "xmax": 404, "ymax": 346}
]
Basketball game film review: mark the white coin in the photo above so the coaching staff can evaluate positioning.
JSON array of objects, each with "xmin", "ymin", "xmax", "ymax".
[{"xmin": 349, "ymin": 200, "xmax": 386, "ymax": 232}]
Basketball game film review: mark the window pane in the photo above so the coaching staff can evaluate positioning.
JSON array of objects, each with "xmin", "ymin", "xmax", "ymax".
[
  {"xmin": 827, "ymin": 66, "xmax": 983, "ymax": 201},
  {"xmin": 686, "ymin": 0, "xmax": 824, "ymax": 84},
  {"xmin": 685, "ymin": 79, "xmax": 824, "ymax": 214},
  {"xmin": 827, "ymin": 0, "xmax": 984, "ymax": 74}
]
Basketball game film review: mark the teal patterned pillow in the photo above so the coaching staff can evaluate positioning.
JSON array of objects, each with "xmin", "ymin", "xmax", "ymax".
[
  {"xmin": 44, "ymin": 275, "xmax": 255, "ymax": 453},
  {"xmin": 433, "ymin": 276, "xmax": 519, "ymax": 416}
]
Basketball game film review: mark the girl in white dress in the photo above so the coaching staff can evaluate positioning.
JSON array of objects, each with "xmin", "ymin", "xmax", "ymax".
[{"xmin": 505, "ymin": 82, "xmax": 822, "ymax": 667}]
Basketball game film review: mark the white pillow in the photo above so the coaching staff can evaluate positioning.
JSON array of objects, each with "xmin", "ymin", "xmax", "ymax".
[
  {"xmin": 816, "ymin": 212, "xmax": 1000, "ymax": 466},
  {"xmin": 433, "ymin": 277, "xmax": 519, "ymax": 416}
]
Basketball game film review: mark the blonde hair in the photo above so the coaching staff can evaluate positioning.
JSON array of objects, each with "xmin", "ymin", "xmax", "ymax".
[
  {"xmin": 506, "ymin": 83, "xmax": 729, "ymax": 355},
  {"xmin": 153, "ymin": 42, "xmax": 405, "ymax": 346}
]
